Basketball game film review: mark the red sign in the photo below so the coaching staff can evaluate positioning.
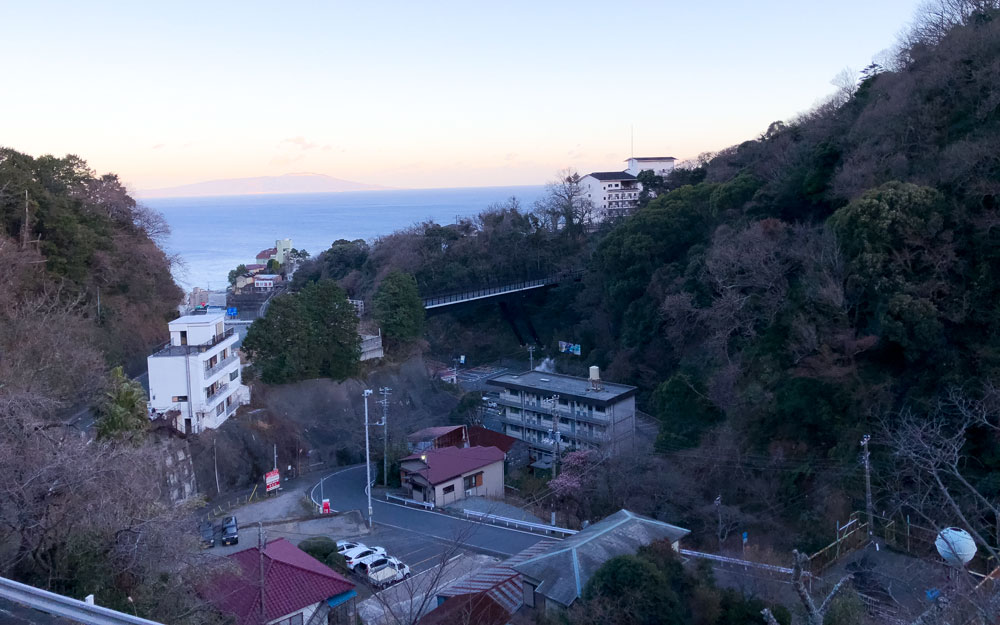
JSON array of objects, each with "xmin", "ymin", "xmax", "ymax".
[
  {"xmin": 322, "ymin": 499, "xmax": 331, "ymax": 514},
  {"xmin": 265, "ymin": 469, "xmax": 280, "ymax": 493}
]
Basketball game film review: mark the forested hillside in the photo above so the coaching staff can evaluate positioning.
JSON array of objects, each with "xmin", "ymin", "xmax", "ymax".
[
  {"xmin": 0, "ymin": 151, "xmax": 221, "ymax": 622},
  {"xmin": 296, "ymin": 1, "xmax": 1000, "ymax": 555}
]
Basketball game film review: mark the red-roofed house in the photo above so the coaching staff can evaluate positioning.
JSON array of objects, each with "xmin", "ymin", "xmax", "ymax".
[
  {"xmin": 469, "ymin": 426, "xmax": 530, "ymax": 471},
  {"xmin": 206, "ymin": 538, "xmax": 356, "ymax": 625},
  {"xmin": 400, "ymin": 446, "xmax": 505, "ymax": 507},
  {"xmin": 256, "ymin": 247, "xmax": 278, "ymax": 263}
]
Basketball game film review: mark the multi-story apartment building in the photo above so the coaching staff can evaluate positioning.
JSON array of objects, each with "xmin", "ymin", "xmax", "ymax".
[
  {"xmin": 486, "ymin": 367, "xmax": 636, "ymax": 466},
  {"xmin": 579, "ymin": 172, "xmax": 642, "ymax": 219},
  {"xmin": 147, "ymin": 312, "xmax": 250, "ymax": 435}
]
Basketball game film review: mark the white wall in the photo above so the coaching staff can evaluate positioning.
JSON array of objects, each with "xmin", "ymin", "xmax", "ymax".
[
  {"xmin": 168, "ymin": 313, "xmax": 225, "ymax": 346},
  {"xmin": 626, "ymin": 158, "xmax": 676, "ymax": 177}
]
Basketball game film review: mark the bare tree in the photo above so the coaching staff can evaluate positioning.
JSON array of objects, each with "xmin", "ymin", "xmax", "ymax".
[
  {"xmin": 533, "ymin": 168, "xmax": 596, "ymax": 233},
  {"xmin": 761, "ymin": 550, "xmax": 853, "ymax": 625}
]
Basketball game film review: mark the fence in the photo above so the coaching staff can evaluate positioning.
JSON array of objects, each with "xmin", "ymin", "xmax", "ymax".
[
  {"xmin": 460, "ymin": 509, "xmax": 578, "ymax": 537},
  {"xmin": 679, "ymin": 549, "xmax": 799, "ymax": 579},
  {"xmin": 386, "ymin": 494, "xmax": 434, "ymax": 510},
  {"xmin": 0, "ymin": 575, "xmax": 163, "ymax": 625},
  {"xmin": 422, "ymin": 278, "xmax": 554, "ymax": 309},
  {"xmin": 205, "ymin": 484, "xmax": 258, "ymax": 519}
]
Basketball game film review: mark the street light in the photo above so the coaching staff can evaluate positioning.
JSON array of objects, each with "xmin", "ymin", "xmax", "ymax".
[{"xmin": 363, "ymin": 389, "xmax": 374, "ymax": 528}]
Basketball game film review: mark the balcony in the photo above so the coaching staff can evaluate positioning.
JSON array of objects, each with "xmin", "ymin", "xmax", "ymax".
[
  {"xmin": 205, "ymin": 382, "xmax": 229, "ymax": 404},
  {"xmin": 150, "ymin": 328, "xmax": 237, "ymax": 357},
  {"xmin": 204, "ymin": 354, "xmax": 238, "ymax": 379},
  {"xmin": 495, "ymin": 398, "xmax": 611, "ymax": 426}
]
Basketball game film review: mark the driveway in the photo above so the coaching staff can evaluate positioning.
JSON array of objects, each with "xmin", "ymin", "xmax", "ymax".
[{"xmin": 312, "ymin": 465, "xmax": 547, "ymax": 556}]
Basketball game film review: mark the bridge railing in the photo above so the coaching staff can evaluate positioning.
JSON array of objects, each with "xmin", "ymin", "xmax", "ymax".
[{"xmin": 422, "ymin": 278, "xmax": 553, "ymax": 308}]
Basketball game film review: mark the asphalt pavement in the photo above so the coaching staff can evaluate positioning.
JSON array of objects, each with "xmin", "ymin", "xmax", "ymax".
[{"xmin": 312, "ymin": 465, "xmax": 546, "ymax": 557}]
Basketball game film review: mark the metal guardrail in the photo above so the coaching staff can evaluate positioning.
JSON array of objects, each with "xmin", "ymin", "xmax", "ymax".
[
  {"xmin": 0, "ymin": 576, "xmax": 163, "ymax": 625},
  {"xmin": 386, "ymin": 494, "xmax": 434, "ymax": 510},
  {"xmin": 679, "ymin": 549, "xmax": 799, "ymax": 577},
  {"xmin": 461, "ymin": 509, "xmax": 578, "ymax": 536},
  {"xmin": 422, "ymin": 278, "xmax": 553, "ymax": 309}
]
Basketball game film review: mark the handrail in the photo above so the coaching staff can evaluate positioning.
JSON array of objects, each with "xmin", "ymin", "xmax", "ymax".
[
  {"xmin": 0, "ymin": 575, "xmax": 163, "ymax": 625},
  {"xmin": 679, "ymin": 549, "xmax": 800, "ymax": 577},
  {"xmin": 386, "ymin": 494, "xmax": 434, "ymax": 510},
  {"xmin": 461, "ymin": 509, "xmax": 578, "ymax": 536}
]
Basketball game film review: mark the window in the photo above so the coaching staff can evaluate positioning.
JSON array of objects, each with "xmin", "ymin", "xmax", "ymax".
[
  {"xmin": 171, "ymin": 395, "xmax": 188, "ymax": 402},
  {"xmin": 464, "ymin": 472, "xmax": 484, "ymax": 490},
  {"xmin": 216, "ymin": 403, "xmax": 224, "ymax": 416},
  {"xmin": 276, "ymin": 614, "xmax": 303, "ymax": 625},
  {"xmin": 443, "ymin": 485, "xmax": 455, "ymax": 494},
  {"xmin": 230, "ymin": 370, "xmax": 239, "ymax": 381}
]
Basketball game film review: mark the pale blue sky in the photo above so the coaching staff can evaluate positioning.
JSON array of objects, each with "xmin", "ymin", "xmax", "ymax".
[{"xmin": 0, "ymin": 1, "xmax": 922, "ymax": 191}]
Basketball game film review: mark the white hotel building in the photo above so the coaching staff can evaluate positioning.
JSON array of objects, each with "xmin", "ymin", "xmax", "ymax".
[
  {"xmin": 147, "ymin": 312, "xmax": 250, "ymax": 434},
  {"xmin": 580, "ymin": 156, "xmax": 677, "ymax": 220}
]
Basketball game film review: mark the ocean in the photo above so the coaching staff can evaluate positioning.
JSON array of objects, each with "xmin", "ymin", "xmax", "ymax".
[{"xmin": 145, "ymin": 185, "xmax": 546, "ymax": 290}]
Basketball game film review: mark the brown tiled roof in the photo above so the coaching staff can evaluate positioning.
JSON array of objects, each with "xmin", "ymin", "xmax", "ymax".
[{"xmin": 401, "ymin": 445, "xmax": 504, "ymax": 485}]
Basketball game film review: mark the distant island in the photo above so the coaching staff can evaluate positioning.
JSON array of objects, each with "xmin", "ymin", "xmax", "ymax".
[{"xmin": 138, "ymin": 172, "xmax": 391, "ymax": 198}]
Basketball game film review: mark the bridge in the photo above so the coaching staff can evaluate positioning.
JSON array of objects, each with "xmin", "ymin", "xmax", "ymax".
[{"xmin": 421, "ymin": 273, "xmax": 580, "ymax": 310}]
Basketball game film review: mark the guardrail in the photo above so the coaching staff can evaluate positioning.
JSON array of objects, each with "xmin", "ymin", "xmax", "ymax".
[
  {"xmin": 461, "ymin": 509, "xmax": 578, "ymax": 536},
  {"xmin": 679, "ymin": 549, "xmax": 799, "ymax": 577},
  {"xmin": 0, "ymin": 575, "xmax": 163, "ymax": 625},
  {"xmin": 386, "ymin": 494, "xmax": 435, "ymax": 510}
]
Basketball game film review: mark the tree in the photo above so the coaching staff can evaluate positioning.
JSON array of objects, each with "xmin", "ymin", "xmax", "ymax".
[
  {"xmin": 242, "ymin": 280, "xmax": 360, "ymax": 383},
  {"xmin": 533, "ymin": 168, "xmax": 596, "ymax": 234},
  {"xmin": 373, "ymin": 271, "xmax": 424, "ymax": 344},
  {"xmin": 227, "ymin": 263, "xmax": 249, "ymax": 286},
  {"xmin": 266, "ymin": 258, "xmax": 281, "ymax": 273},
  {"xmin": 96, "ymin": 366, "xmax": 149, "ymax": 440}
]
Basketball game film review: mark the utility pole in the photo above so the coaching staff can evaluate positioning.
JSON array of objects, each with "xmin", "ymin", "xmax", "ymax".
[
  {"xmin": 363, "ymin": 389, "xmax": 374, "ymax": 528},
  {"xmin": 527, "ymin": 346, "xmax": 535, "ymax": 371},
  {"xmin": 549, "ymin": 394, "xmax": 560, "ymax": 479},
  {"xmin": 861, "ymin": 434, "xmax": 873, "ymax": 543},
  {"xmin": 715, "ymin": 495, "xmax": 723, "ymax": 551},
  {"xmin": 273, "ymin": 443, "xmax": 277, "ymax": 471},
  {"xmin": 21, "ymin": 190, "xmax": 29, "ymax": 250},
  {"xmin": 214, "ymin": 437, "xmax": 221, "ymax": 495},
  {"xmin": 258, "ymin": 522, "xmax": 266, "ymax": 624},
  {"xmin": 379, "ymin": 387, "xmax": 392, "ymax": 487}
]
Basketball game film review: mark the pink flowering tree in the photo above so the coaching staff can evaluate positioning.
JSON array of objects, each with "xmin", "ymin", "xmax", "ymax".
[{"xmin": 549, "ymin": 450, "xmax": 600, "ymax": 523}]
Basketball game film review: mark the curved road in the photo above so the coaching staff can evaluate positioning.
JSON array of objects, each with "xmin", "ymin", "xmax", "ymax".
[{"xmin": 312, "ymin": 465, "xmax": 546, "ymax": 556}]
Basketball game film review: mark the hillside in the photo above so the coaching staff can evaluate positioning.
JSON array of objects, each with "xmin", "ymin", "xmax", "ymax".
[
  {"xmin": 0, "ymin": 150, "xmax": 223, "ymax": 623},
  {"xmin": 293, "ymin": 2, "xmax": 1000, "ymax": 553}
]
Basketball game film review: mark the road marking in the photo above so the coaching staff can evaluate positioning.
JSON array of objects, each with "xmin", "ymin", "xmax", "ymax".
[
  {"xmin": 371, "ymin": 554, "xmax": 464, "ymax": 600},
  {"xmin": 376, "ymin": 499, "xmax": 560, "ymax": 538}
]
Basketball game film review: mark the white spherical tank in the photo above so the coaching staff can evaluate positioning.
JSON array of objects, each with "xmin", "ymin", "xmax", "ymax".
[{"xmin": 935, "ymin": 527, "xmax": 977, "ymax": 566}]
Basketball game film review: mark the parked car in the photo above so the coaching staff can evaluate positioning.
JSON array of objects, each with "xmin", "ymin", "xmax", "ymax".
[
  {"xmin": 365, "ymin": 556, "xmax": 411, "ymax": 588},
  {"xmin": 343, "ymin": 545, "xmax": 386, "ymax": 571},
  {"xmin": 199, "ymin": 522, "xmax": 215, "ymax": 548},
  {"xmin": 336, "ymin": 540, "xmax": 364, "ymax": 554},
  {"xmin": 222, "ymin": 516, "xmax": 238, "ymax": 546}
]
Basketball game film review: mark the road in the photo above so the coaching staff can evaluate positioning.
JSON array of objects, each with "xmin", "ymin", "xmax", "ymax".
[{"xmin": 313, "ymin": 465, "xmax": 546, "ymax": 557}]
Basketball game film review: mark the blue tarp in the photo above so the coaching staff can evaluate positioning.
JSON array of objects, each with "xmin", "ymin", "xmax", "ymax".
[{"xmin": 327, "ymin": 589, "xmax": 357, "ymax": 608}]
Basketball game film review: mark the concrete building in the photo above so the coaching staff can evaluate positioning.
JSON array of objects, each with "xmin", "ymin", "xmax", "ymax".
[
  {"xmin": 625, "ymin": 156, "xmax": 676, "ymax": 177},
  {"xmin": 515, "ymin": 509, "xmax": 689, "ymax": 615},
  {"xmin": 579, "ymin": 172, "xmax": 641, "ymax": 219},
  {"xmin": 147, "ymin": 311, "xmax": 250, "ymax": 435},
  {"xmin": 399, "ymin": 445, "xmax": 505, "ymax": 507},
  {"xmin": 486, "ymin": 367, "xmax": 636, "ymax": 467}
]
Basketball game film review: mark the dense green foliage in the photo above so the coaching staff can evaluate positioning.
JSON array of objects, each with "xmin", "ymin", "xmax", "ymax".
[
  {"xmin": 373, "ymin": 270, "xmax": 425, "ymax": 343},
  {"xmin": 96, "ymin": 366, "xmax": 150, "ymax": 440},
  {"xmin": 243, "ymin": 279, "xmax": 361, "ymax": 383},
  {"xmin": 568, "ymin": 541, "xmax": 789, "ymax": 625},
  {"xmin": 0, "ymin": 149, "xmax": 182, "ymax": 369},
  {"xmin": 227, "ymin": 263, "xmax": 249, "ymax": 286}
]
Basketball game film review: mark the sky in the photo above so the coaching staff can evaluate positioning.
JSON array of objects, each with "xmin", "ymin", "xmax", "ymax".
[{"xmin": 0, "ymin": 1, "xmax": 924, "ymax": 192}]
